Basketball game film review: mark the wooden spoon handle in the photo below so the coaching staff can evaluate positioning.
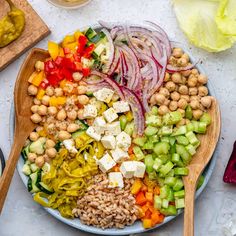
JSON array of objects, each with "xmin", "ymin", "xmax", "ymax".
[
  {"xmin": 0, "ymin": 134, "xmax": 25, "ymax": 214},
  {"xmin": 183, "ymin": 183, "xmax": 196, "ymax": 236}
]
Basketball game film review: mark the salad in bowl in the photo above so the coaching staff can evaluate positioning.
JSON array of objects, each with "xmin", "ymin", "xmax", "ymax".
[{"xmin": 20, "ymin": 21, "xmax": 214, "ymax": 232}]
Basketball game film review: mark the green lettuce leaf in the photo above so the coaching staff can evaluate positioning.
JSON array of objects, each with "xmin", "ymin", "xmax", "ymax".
[
  {"xmin": 172, "ymin": 0, "xmax": 236, "ymax": 52},
  {"xmin": 216, "ymin": 0, "xmax": 236, "ymax": 36}
]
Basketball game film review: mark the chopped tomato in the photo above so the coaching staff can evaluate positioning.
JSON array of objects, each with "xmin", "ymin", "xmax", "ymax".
[{"xmin": 136, "ymin": 192, "xmax": 147, "ymax": 205}]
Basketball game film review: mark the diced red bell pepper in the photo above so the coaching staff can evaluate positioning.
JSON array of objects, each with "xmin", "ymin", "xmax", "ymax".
[
  {"xmin": 39, "ymin": 80, "xmax": 49, "ymax": 89},
  {"xmin": 73, "ymin": 53, "xmax": 81, "ymax": 62},
  {"xmin": 77, "ymin": 35, "xmax": 88, "ymax": 54},
  {"xmin": 82, "ymin": 67, "xmax": 91, "ymax": 77},
  {"xmin": 63, "ymin": 47, "xmax": 71, "ymax": 55},
  {"xmin": 44, "ymin": 60, "xmax": 55, "ymax": 73},
  {"xmin": 54, "ymin": 56, "xmax": 64, "ymax": 66},
  {"xmin": 61, "ymin": 67, "xmax": 73, "ymax": 81},
  {"xmin": 83, "ymin": 43, "xmax": 95, "ymax": 58}
]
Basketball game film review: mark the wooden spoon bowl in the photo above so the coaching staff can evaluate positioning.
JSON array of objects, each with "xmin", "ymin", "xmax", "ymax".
[
  {"xmin": 0, "ymin": 48, "xmax": 49, "ymax": 213},
  {"xmin": 183, "ymin": 97, "xmax": 221, "ymax": 236}
]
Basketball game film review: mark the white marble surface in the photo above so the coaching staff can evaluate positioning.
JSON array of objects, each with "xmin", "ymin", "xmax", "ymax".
[{"xmin": 0, "ymin": 1, "xmax": 236, "ymax": 235}]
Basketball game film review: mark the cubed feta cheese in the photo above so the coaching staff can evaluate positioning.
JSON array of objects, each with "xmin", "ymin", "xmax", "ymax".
[
  {"xmin": 93, "ymin": 88, "xmax": 114, "ymax": 103},
  {"xmin": 103, "ymin": 108, "xmax": 118, "ymax": 123},
  {"xmin": 97, "ymin": 153, "xmax": 116, "ymax": 173},
  {"xmin": 93, "ymin": 116, "xmax": 106, "ymax": 134},
  {"xmin": 101, "ymin": 135, "xmax": 116, "ymax": 149},
  {"xmin": 113, "ymin": 101, "xmax": 130, "ymax": 113},
  {"xmin": 83, "ymin": 104, "xmax": 97, "ymax": 118},
  {"xmin": 120, "ymin": 161, "xmax": 137, "ymax": 178},
  {"xmin": 62, "ymin": 139, "xmax": 78, "ymax": 154},
  {"xmin": 111, "ymin": 147, "xmax": 129, "ymax": 163},
  {"xmin": 116, "ymin": 131, "xmax": 131, "ymax": 151},
  {"xmin": 108, "ymin": 172, "xmax": 124, "ymax": 188},
  {"xmin": 133, "ymin": 161, "xmax": 146, "ymax": 178},
  {"xmin": 86, "ymin": 126, "xmax": 101, "ymax": 141},
  {"xmin": 105, "ymin": 121, "xmax": 121, "ymax": 136}
]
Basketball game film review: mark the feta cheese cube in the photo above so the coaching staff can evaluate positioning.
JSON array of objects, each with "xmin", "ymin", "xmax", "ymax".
[
  {"xmin": 103, "ymin": 108, "xmax": 118, "ymax": 123},
  {"xmin": 113, "ymin": 101, "xmax": 130, "ymax": 113},
  {"xmin": 133, "ymin": 161, "xmax": 146, "ymax": 178},
  {"xmin": 108, "ymin": 172, "xmax": 124, "ymax": 188},
  {"xmin": 97, "ymin": 153, "xmax": 116, "ymax": 173},
  {"xmin": 93, "ymin": 88, "xmax": 114, "ymax": 103},
  {"xmin": 83, "ymin": 104, "xmax": 97, "ymax": 118},
  {"xmin": 93, "ymin": 116, "xmax": 106, "ymax": 134},
  {"xmin": 116, "ymin": 131, "xmax": 131, "ymax": 151},
  {"xmin": 62, "ymin": 139, "xmax": 77, "ymax": 154},
  {"xmin": 120, "ymin": 161, "xmax": 136, "ymax": 178},
  {"xmin": 86, "ymin": 126, "xmax": 101, "ymax": 141},
  {"xmin": 101, "ymin": 135, "xmax": 116, "ymax": 149},
  {"xmin": 111, "ymin": 147, "xmax": 129, "ymax": 163},
  {"xmin": 105, "ymin": 121, "xmax": 121, "ymax": 136}
]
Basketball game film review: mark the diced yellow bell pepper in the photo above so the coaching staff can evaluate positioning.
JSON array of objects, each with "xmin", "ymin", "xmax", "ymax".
[
  {"xmin": 59, "ymin": 79, "xmax": 67, "ymax": 89},
  {"xmin": 142, "ymin": 219, "xmax": 152, "ymax": 229},
  {"xmin": 31, "ymin": 71, "xmax": 44, "ymax": 87},
  {"xmin": 36, "ymin": 89, "xmax": 46, "ymax": 100},
  {"xmin": 49, "ymin": 96, "xmax": 66, "ymax": 107},
  {"xmin": 66, "ymin": 42, "xmax": 78, "ymax": 52},
  {"xmin": 48, "ymin": 41, "xmax": 59, "ymax": 60},
  {"xmin": 74, "ymin": 31, "xmax": 83, "ymax": 40},
  {"xmin": 131, "ymin": 179, "xmax": 143, "ymax": 195},
  {"xmin": 28, "ymin": 71, "xmax": 38, "ymax": 83},
  {"xmin": 126, "ymin": 111, "xmax": 133, "ymax": 122},
  {"xmin": 33, "ymin": 192, "xmax": 49, "ymax": 207},
  {"xmin": 38, "ymin": 129, "xmax": 47, "ymax": 137},
  {"xmin": 58, "ymin": 47, "xmax": 65, "ymax": 57},
  {"xmin": 62, "ymin": 34, "xmax": 75, "ymax": 48}
]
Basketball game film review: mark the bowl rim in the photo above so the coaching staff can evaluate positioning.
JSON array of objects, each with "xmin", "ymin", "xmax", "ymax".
[
  {"xmin": 11, "ymin": 22, "xmax": 221, "ymax": 235},
  {"xmin": 47, "ymin": 0, "xmax": 91, "ymax": 10}
]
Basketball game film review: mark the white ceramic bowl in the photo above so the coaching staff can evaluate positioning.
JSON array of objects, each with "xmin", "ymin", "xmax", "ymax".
[
  {"xmin": 47, "ymin": 0, "xmax": 91, "ymax": 10},
  {"xmin": 11, "ymin": 23, "xmax": 220, "ymax": 235}
]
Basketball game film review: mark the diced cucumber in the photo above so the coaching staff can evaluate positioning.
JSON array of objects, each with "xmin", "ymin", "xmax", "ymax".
[
  {"xmin": 94, "ymin": 43, "xmax": 106, "ymax": 56},
  {"xmin": 89, "ymin": 31, "xmax": 106, "ymax": 43},
  {"xmin": 144, "ymin": 154, "xmax": 154, "ymax": 173},
  {"xmin": 162, "ymin": 199, "xmax": 169, "ymax": 208},
  {"xmin": 176, "ymin": 136, "xmax": 189, "ymax": 146},
  {"xmin": 42, "ymin": 162, "xmax": 51, "ymax": 175},
  {"xmin": 154, "ymin": 195, "xmax": 162, "ymax": 210},
  {"xmin": 30, "ymin": 139, "xmax": 45, "ymax": 155},
  {"xmin": 157, "ymin": 176, "xmax": 165, "ymax": 187},
  {"xmin": 197, "ymin": 122, "xmax": 207, "ymax": 134},
  {"xmin": 133, "ymin": 146, "xmax": 145, "ymax": 160},
  {"xmin": 163, "ymin": 111, "xmax": 182, "ymax": 125},
  {"xmin": 30, "ymin": 163, "xmax": 39, "ymax": 173},
  {"xmin": 21, "ymin": 144, "xmax": 31, "ymax": 162},
  {"xmin": 133, "ymin": 136, "xmax": 147, "ymax": 147},
  {"xmin": 154, "ymin": 142, "xmax": 170, "ymax": 155},
  {"xmin": 160, "ymin": 205, "xmax": 177, "ymax": 216},
  {"xmin": 175, "ymin": 198, "xmax": 185, "ymax": 209},
  {"xmin": 167, "ymin": 169, "xmax": 175, "ymax": 177},
  {"xmin": 38, "ymin": 182, "xmax": 54, "ymax": 194},
  {"xmin": 145, "ymin": 126, "xmax": 158, "ymax": 136},
  {"xmin": 170, "ymin": 144, "xmax": 176, "ymax": 154},
  {"xmin": 29, "ymin": 171, "xmax": 41, "ymax": 193},
  {"xmin": 185, "ymin": 105, "xmax": 193, "ymax": 120},
  {"xmin": 75, "ymin": 119, "xmax": 89, "ymax": 130},
  {"xmin": 169, "ymin": 137, "xmax": 176, "ymax": 146},
  {"xmin": 172, "ymin": 153, "xmax": 180, "ymax": 163},
  {"xmin": 200, "ymin": 113, "xmax": 211, "ymax": 126},
  {"xmin": 142, "ymin": 141, "xmax": 154, "ymax": 150},
  {"xmin": 145, "ymin": 115, "xmax": 162, "ymax": 127},
  {"xmin": 27, "ymin": 178, "xmax": 33, "ymax": 192},
  {"xmin": 197, "ymin": 175, "xmax": 205, "ymax": 189},
  {"xmin": 157, "ymin": 154, "xmax": 170, "ymax": 164},
  {"xmin": 54, "ymin": 142, "xmax": 61, "ymax": 151},
  {"xmin": 85, "ymin": 27, "xmax": 97, "ymax": 39},
  {"xmin": 173, "ymin": 178, "xmax": 184, "ymax": 191},
  {"xmin": 72, "ymin": 130, "xmax": 86, "ymax": 140},
  {"xmin": 119, "ymin": 115, "xmax": 127, "ymax": 131},
  {"xmin": 124, "ymin": 121, "xmax": 134, "ymax": 136},
  {"xmin": 22, "ymin": 164, "xmax": 31, "ymax": 176}
]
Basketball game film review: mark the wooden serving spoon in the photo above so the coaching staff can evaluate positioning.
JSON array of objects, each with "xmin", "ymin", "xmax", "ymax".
[
  {"xmin": 0, "ymin": 48, "xmax": 49, "ymax": 213},
  {"xmin": 183, "ymin": 97, "xmax": 221, "ymax": 236}
]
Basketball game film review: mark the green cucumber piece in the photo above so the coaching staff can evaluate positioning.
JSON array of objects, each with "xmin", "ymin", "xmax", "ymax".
[
  {"xmin": 160, "ymin": 205, "xmax": 177, "ymax": 216},
  {"xmin": 144, "ymin": 154, "xmax": 154, "ymax": 173},
  {"xmin": 133, "ymin": 136, "xmax": 147, "ymax": 147},
  {"xmin": 133, "ymin": 146, "xmax": 145, "ymax": 160},
  {"xmin": 38, "ymin": 182, "xmax": 54, "ymax": 194},
  {"xmin": 154, "ymin": 142, "xmax": 170, "ymax": 155}
]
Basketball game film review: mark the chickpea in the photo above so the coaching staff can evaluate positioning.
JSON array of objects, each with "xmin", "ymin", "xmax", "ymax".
[
  {"xmin": 29, "ymin": 132, "xmax": 39, "ymax": 142},
  {"xmin": 77, "ymin": 85, "xmax": 87, "ymax": 95},
  {"xmin": 178, "ymin": 57, "xmax": 188, "ymax": 67},
  {"xmin": 67, "ymin": 110, "xmax": 77, "ymax": 121},
  {"xmin": 180, "ymin": 95, "xmax": 190, "ymax": 102},
  {"xmin": 190, "ymin": 95, "xmax": 200, "ymax": 101},
  {"xmin": 182, "ymin": 53, "xmax": 190, "ymax": 62},
  {"xmin": 159, "ymin": 87, "xmax": 170, "ymax": 98},
  {"xmin": 57, "ymin": 109, "xmax": 67, "ymax": 121},
  {"xmin": 58, "ymin": 130, "xmax": 71, "ymax": 141},
  {"xmin": 43, "ymin": 154, "xmax": 51, "ymax": 163},
  {"xmin": 77, "ymin": 109, "xmax": 84, "ymax": 120},
  {"xmin": 45, "ymin": 139, "xmax": 55, "ymax": 149},
  {"xmin": 46, "ymin": 86, "xmax": 54, "ymax": 96},
  {"xmin": 176, "ymin": 118, "xmax": 186, "ymax": 127},
  {"xmin": 189, "ymin": 87, "xmax": 198, "ymax": 96},
  {"xmin": 67, "ymin": 123, "xmax": 80, "ymax": 133},
  {"xmin": 35, "ymin": 61, "xmax": 44, "ymax": 71},
  {"xmin": 164, "ymin": 72, "xmax": 170, "ymax": 82},
  {"xmin": 33, "ymin": 98, "xmax": 41, "ymax": 105},
  {"xmin": 28, "ymin": 153, "xmax": 37, "ymax": 162},
  {"xmin": 190, "ymin": 100, "xmax": 200, "ymax": 109},
  {"xmin": 72, "ymin": 72, "xmax": 83, "ymax": 81},
  {"xmin": 169, "ymin": 101, "xmax": 178, "ymax": 111},
  {"xmin": 158, "ymin": 105, "xmax": 169, "ymax": 116},
  {"xmin": 185, "ymin": 119, "xmax": 191, "ymax": 124},
  {"xmin": 35, "ymin": 155, "xmax": 45, "ymax": 168},
  {"xmin": 165, "ymin": 81, "xmax": 176, "ymax": 92},
  {"xmin": 78, "ymin": 95, "xmax": 89, "ymax": 105},
  {"xmin": 31, "ymin": 105, "xmax": 39, "ymax": 113},
  {"xmin": 178, "ymin": 98, "xmax": 188, "ymax": 109},
  {"xmin": 42, "ymin": 95, "xmax": 50, "ymax": 106},
  {"xmin": 155, "ymin": 93, "xmax": 165, "ymax": 105},
  {"xmin": 198, "ymin": 74, "xmax": 208, "ymax": 84},
  {"xmin": 55, "ymin": 88, "xmax": 63, "ymax": 97},
  {"xmin": 177, "ymin": 108, "xmax": 185, "ymax": 117},
  {"xmin": 181, "ymin": 70, "xmax": 191, "ymax": 77},
  {"xmin": 198, "ymin": 86, "xmax": 208, "ymax": 96},
  {"xmin": 187, "ymin": 76, "xmax": 198, "ymax": 87},
  {"xmin": 172, "ymin": 47, "xmax": 183, "ymax": 58},
  {"xmin": 179, "ymin": 85, "xmax": 188, "ymax": 95},
  {"xmin": 201, "ymin": 96, "xmax": 212, "ymax": 108},
  {"xmin": 191, "ymin": 69, "xmax": 199, "ymax": 75},
  {"xmin": 46, "ymin": 148, "xmax": 57, "ymax": 158},
  {"xmin": 56, "ymin": 121, "xmax": 67, "ymax": 131},
  {"xmin": 48, "ymin": 106, "xmax": 57, "ymax": 116},
  {"xmin": 164, "ymin": 99, "xmax": 170, "ymax": 106},
  {"xmin": 31, "ymin": 113, "xmax": 42, "ymax": 123},
  {"xmin": 181, "ymin": 76, "xmax": 187, "ymax": 85},
  {"xmin": 36, "ymin": 126, "xmax": 43, "ymax": 132},
  {"xmin": 171, "ymin": 72, "xmax": 182, "ymax": 84},
  {"xmin": 170, "ymin": 91, "xmax": 180, "ymax": 101},
  {"xmin": 150, "ymin": 94, "xmax": 156, "ymax": 105},
  {"xmin": 193, "ymin": 109, "xmax": 203, "ymax": 120},
  {"xmin": 28, "ymin": 85, "xmax": 38, "ymax": 95},
  {"xmin": 38, "ymin": 105, "xmax": 47, "ymax": 116}
]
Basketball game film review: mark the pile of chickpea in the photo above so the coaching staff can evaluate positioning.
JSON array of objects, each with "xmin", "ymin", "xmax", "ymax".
[
  {"xmin": 25, "ymin": 60, "xmax": 92, "ymax": 168},
  {"xmin": 150, "ymin": 47, "xmax": 212, "ymax": 122}
]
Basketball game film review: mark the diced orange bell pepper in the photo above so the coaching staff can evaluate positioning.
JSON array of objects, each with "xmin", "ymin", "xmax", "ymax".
[
  {"xmin": 31, "ymin": 71, "xmax": 44, "ymax": 87},
  {"xmin": 144, "ymin": 209, "xmax": 152, "ymax": 219},
  {"xmin": 58, "ymin": 47, "xmax": 65, "ymax": 57},
  {"xmin": 141, "ymin": 203, "xmax": 149, "ymax": 214},
  {"xmin": 131, "ymin": 179, "xmax": 143, "ymax": 195},
  {"xmin": 74, "ymin": 31, "xmax": 83, "ymax": 40},
  {"xmin": 151, "ymin": 211, "xmax": 161, "ymax": 225},
  {"xmin": 136, "ymin": 192, "xmax": 147, "ymax": 205},
  {"xmin": 129, "ymin": 154, "xmax": 136, "ymax": 160},
  {"xmin": 128, "ymin": 144, "xmax": 134, "ymax": 155},
  {"xmin": 154, "ymin": 186, "xmax": 160, "ymax": 195},
  {"xmin": 137, "ymin": 206, "xmax": 145, "ymax": 218},
  {"xmin": 62, "ymin": 34, "xmax": 75, "ymax": 48},
  {"xmin": 142, "ymin": 219, "xmax": 152, "ymax": 229},
  {"xmin": 66, "ymin": 42, "xmax": 78, "ymax": 52},
  {"xmin": 145, "ymin": 192, "xmax": 154, "ymax": 203},
  {"xmin": 36, "ymin": 88, "xmax": 45, "ymax": 100},
  {"xmin": 113, "ymin": 165, "xmax": 120, "ymax": 172},
  {"xmin": 48, "ymin": 41, "xmax": 59, "ymax": 60},
  {"xmin": 141, "ymin": 184, "xmax": 148, "ymax": 192}
]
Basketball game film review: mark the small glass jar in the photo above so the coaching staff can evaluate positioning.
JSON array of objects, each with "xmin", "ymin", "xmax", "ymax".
[{"xmin": 47, "ymin": 0, "xmax": 91, "ymax": 9}]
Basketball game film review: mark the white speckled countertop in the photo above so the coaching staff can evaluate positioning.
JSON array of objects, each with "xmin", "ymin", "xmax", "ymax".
[{"xmin": 0, "ymin": 1, "xmax": 236, "ymax": 236}]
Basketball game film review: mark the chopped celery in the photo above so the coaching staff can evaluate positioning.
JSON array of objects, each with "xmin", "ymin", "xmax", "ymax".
[
  {"xmin": 145, "ymin": 126, "xmax": 158, "ymax": 136},
  {"xmin": 172, "ymin": 125, "xmax": 187, "ymax": 136},
  {"xmin": 154, "ymin": 195, "xmax": 162, "ymax": 209},
  {"xmin": 160, "ymin": 205, "xmax": 177, "ymax": 216},
  {"xmin": 164, "ymin": 176, "xmax": 177, "ymax": 187},
  {"xmin": 158, "ymin": 126, "xmax": 173, "ymax": 136},
  {"xmin": 119, "ymin": 115, "xmax": 127, "ymax": 130},
  {"xmin": 159, "ymin": 161, "xmax": 174, "ymax": 176},
  {"xmin": 193, "ymin": 140, "xmax": 201, "ymax": 149},
  {"xmin": 186, "ymin": 123, "xmax": 194, "ymax": 132},
  {"xmin": 186, "ymin": 144, "xmax": 196, "ymax": 155},
  {"xmin": 170, "ymin": 144, "xmax": 176, "ymax": 154},
  {"xmin": 172, "ymin": 153, "xmax": 180, "ymax": 163},
  {"xmin": 197, "ymin": 122, "xmax": 207, "ymax": 134},
  {"xmin": 154, "ymin": 142, "xmax": 170, "ymax": 155},
  {"xmin": 175, "ymin": 198, "xmax": 185, "ymax": 209},
  {"xmin": 174, "ymin": 167, "xmax": 189, "ymax": 176},
  {"xmin": 174, "ymin": 190, "xmax": 185, "ymax": 198},
  {"xmin": 173, "ymin": 178, "xmax": 184, "ymax": 191},
  {"xmin": 133, "ymin": 136, "xmax": 147, "ymax": 147},
  {"xmin": 160, "ymin": 185, "xmax": 171, "ymax": 199},
  {"xmin": 200, "ymin": 113, "xmax": 211, "ymax": 126},
  {"xmin": 157, "ymin": 176, "xmax": 165, "ymax": 187},
  {"xmin": 167, "ymin": 188, "xmax": 174, "ymax": 201},
  {"xmin": 158, "ymin": 154, "xmax": 171, "ymax": 164},
  {"xmin": 145, "ymin": 115, "xmax": 162, "ymax": 127},
  {"xmin": 153, "ymin": 158, "xmax": 163, "ymax": 171},
  {"xmin": 176, "ymin": 136, "xmax": 189, "ymax": 146},
  {"xmin": 167, "ymin": 169, "xmax": 175, "ymax": 177},
  {"xmin": 163, "ymin": 111, "xmax": 182, "ymax": 125},
  {"xmin": 161, "ymin": 136, "xmax": 170, "ymax": 143},
  {"xmin": 144, "ymin": 154, "xmax": 154, "ymax": 173},
  {"xmin": 176, "ymin": 144, "xmax": 191, "ymax": 164},
  {"xmin": 185, "ymin": 105, "xmax": 193, "ymax": 120},
  {"xmin": 192, "ymin": 121, "xmax": 199, "ymax": 132},
  {"xmin": 185, "ymin": 131, "xmax": 199, "ymax": 145},
  {"xmin": 133, "ymin": 146, "xmax": 145, "ymax": 160},
  {"xmin": 149, "ymin": 135, "xmax": 159, "ymax": 144},
  {"xmin": 162, "ymin": 199, "xmax": 169, "ymax": 208},
  {"xmin": 148, "ymin": 171, "xmax": 158, "ymax": 180},
  {"xmin": 169, "ymin": 137, "xmax": 176, "ymax": 146},
  {"xmin": 124, "ymin": 121, "xmax": 134, "ymax": 136},
  {"xmin": 142, "ymin": 141, "xmax": 154, "ymax": 150},
  {"xmin": 197, "ymin": 175, "xmax": 205, "ymax": 189}
]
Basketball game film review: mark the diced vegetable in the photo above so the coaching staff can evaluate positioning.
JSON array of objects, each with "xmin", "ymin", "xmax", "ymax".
[
  {"xmin": 133, "ymin": 146, "xmax": 145, "ymax": 160},
  {"xmin": 154, "ymin": 142, "xmax": 170, "ymax": 155}
]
